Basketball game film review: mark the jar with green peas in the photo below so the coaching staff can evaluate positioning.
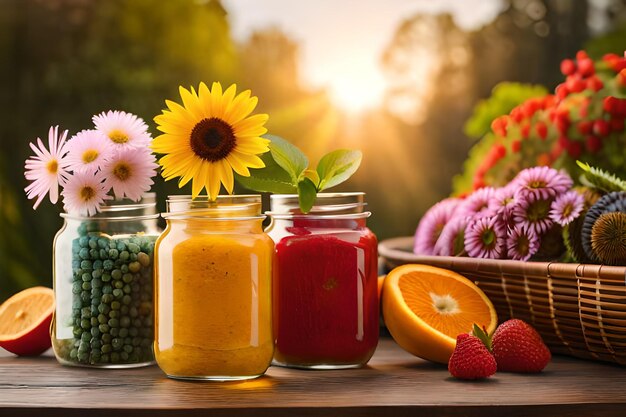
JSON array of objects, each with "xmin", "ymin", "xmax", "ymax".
[{"xmin": 51, "ymin": 194, "xmax": 161, "ymax": 368}]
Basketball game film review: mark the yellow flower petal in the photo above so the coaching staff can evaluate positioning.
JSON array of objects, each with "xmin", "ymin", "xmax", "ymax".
[
  {"xmin": 179, "ymin": 86, "xmax": 204, "ymax": 121},
  {"xmin": 226, "ymin": 154, "xmax": 251, "ymax": 177},
  {"xmin": 219, "ymin": 159, "xmax": 234, "ymax": 194},
  {"xmin": 223, "ymin": 90, "xmax": 255, "ymax": 124},
  {"xmin": 234, "ymin": 139, "xmax": 270, "ymax": 155},
  {"xmin": 207, "ymin": 162, "xmax": 221, "ymax": 200},
  {"xmin": 233, "ymin": 114, "xmax": 269, "ymax": 135},
  {"xmin": 210, "ymin": 82, "xmax": 224, "ymax": 119},
  {"xmin": 233, "ymin": 151, "xmax": 265, "ymax": 169}
]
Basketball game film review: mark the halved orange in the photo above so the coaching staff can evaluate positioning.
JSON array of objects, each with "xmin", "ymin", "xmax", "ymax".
[
  {"xmin": 0, "ymin": 287, "xmax": 54, "ymax": 356},
  {"xmin": 382, "ymin": 264, "xmax": 497, "ymax": 364}
]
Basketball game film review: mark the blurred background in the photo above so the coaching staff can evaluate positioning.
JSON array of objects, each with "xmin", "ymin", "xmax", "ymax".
[{"xmin": 1, "ymin": 0, "xmax": 625, "ymax": 300}]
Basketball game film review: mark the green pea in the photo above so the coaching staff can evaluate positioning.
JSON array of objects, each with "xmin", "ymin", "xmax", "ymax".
[
  {"xmin": 102, "ymin": 273, "xmax": 111, "ymax": 283},
  {"xmin": 89, "ymin": 238, "xmax": 98, "ymax": 249},
  {"xmin": 122, "ymin": 295, "xmax": 132, "ymax": 305},
  {"xmin": 93, "ymin": 260, "xmax": 103, "ymax": 270},
  {"xmin": 128, "ymin": 243, "xmax": 140, "ymax": 254},
  {"xmin": 123, "ymin": 285, "xmax": 131, "ymax": 295},
  {"xmin": 120, "ymin": 264, "xmax": 129, "ymax": 273},
  {"xmin": 120, "ymin": 352, "xmax": 129, "ymax": 361},
  {"xmin": 102, "ymin": 334, "xmax": 112, "ymax": 344},
  {"xmin": 113, "ymin": 288, "xmax": 123, "ymax": 298},
  {"xmin": 111, "ymin": 301, "xmax": 121, "ymax": 310},
  {"xmin": 109, "ymin": 310, "xmax": 120, "ymax": 319},
  {"xmin": 80, "ymin": 260, "xmax": 92, "ymax": 270},
  {"xmin": 111, "ymin": 352, "xmax": 120, "ymax": 363},
  {"xmin": 108, "ymin": 318, "xmax": 120, "ymax": 328},
  {"xmin": 119, "ymin": 251, "xmax": 130, "ymax": 261},
  {"xmin": 132, "ymin": 337, "xmax": 141, "ymax": 347},
  {"xmin": 110, "ymin": 327, "xmax": 120, "ymax": 337},
  {"xmin": 112, "ymin": 338, "xmax": 123, "ymax": 350},
  {"xmin": 81, "ymin": 319, "xmax": 91, "ymax": 329},
  {"xmin": 101, "ymin": 344, "xmax": 112, "ymax": 354},
  {"xmin": 72, "ymin": 282, "xmax": 82, "ymax": 294},
  {"xmin": 112, "ymin": 269, "xmax": 122, "ymax": 280},
  {"xmin": 81, "ymin": 307, "xmax": 91, "ymax": 317},
  {"xmin": 82, "ymin": 282, "xmax": 92, "ymax": 291},
  {"xmin": 99, "ymin": 324, "xmax": 110, "ymax": 333},
  {"xmin": 78, "ymin": 225, "xmax": 88, "ymax": 237},
  {"xmin": 109, "ymin": 249, "xmax": 119, "ymax": 259},
  {"xmin": 117, "ymin": 242, "xmax": 127, "ymax": 252},
  {"xmin": 123, "ymin": 344, "xmax": 133, "ymax": 353},
  {"xmin": 114, "ymin": 281, "xmax": 124, "ymax": 290},
  {"xmin": 130, "ymin": 253, "xmax": 138, "ymax": 261},
  {"xmin": 102, "ymin": 294, "xmax": 113, "ymax": 304},
  {"xmin": 120, "ymin": 305, "xmax": 129, "ymax": 315},
  {"xmin": 98, "ymin": 238, "xmax": 109, "ymax": 249},
  {"xmin": 129, "ymin": 307, "xmax": 138, "ymax": 318},
  {"xmin": 73, "ymin": 327, "xmax": 83, "ymax": 338},
  {"xmin": 79, "ymin": 248, "xmax": 90, "ymax": 260},
  {"xmin": 100, "ymin": 354, "xmax": 110, "ymax": 363},
  {"xmin": 133, "ymin": 318, "xmax": 142, "ymax": 328},
  {"xmin": 122, "ymin": 273, "xmax": 133, "ymax": 283},
  {"xmin": 137, "ymin": 252, "xmax": 150, "ymax": 267},
  {"xmin": 89, "ymin": 248, "xmax": 100, "ymax": 259},
  {"xmin": 81, "ymin": 332, "xmax": 92, "ymax": 343},
  {"xmin": 103, "ymin": 260, "xmax": 114, "ymax": 271},
  {"xmin": 92, "ymin": 279, "xmax": 103, "ymax": 289},
  {"xmin": 90, "ymin": 317, "xmax": 98, "ymax": 327},
  {"xmin": 80, "ymin": 291, "xmax": 90, "ymax": 303},
  {"xmin": 77, "ymin": 351, "xmax": 89, "ymax": 362},
  {"xmin": 119, "ymin": 328, "xmax": 129, "ymax": 338},
  {"xmin": 91, "ymin": 327, "xmax": 101, "ymax": 338},
  {"xmin": 98, "ymin": 304, "xmax": 110, "ymax": 314},
  {"xmin": 82, "ymin": 273, "xmax": 92, "ymax": 282},
  {"xmin": 141, "ymin": 338, "xmax": 151, "ymax": 348},
  {"xmin": 98, "ymin": 314, "xmax": 108, "ymax": 324}
]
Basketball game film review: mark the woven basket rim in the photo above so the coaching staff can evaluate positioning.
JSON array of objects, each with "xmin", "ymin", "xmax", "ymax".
[{"xmin": 379, "ymin": 236, "xmax": 626, "ymax": 282}]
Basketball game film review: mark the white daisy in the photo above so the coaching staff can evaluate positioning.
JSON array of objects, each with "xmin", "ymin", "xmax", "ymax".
[{"xmin": 24, "ymin": 126, "xmax": 70, "ymax": 209}]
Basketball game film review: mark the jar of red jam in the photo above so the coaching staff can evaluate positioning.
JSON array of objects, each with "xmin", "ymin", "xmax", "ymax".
[{"xmin": 266, "ymin": 192, "xmax": 379, "ymax": 369}]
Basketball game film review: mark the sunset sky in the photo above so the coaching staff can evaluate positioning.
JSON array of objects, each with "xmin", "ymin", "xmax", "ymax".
[{"xmin": 223, "ymin": 0, "xmax": 505, "ymax": 112}]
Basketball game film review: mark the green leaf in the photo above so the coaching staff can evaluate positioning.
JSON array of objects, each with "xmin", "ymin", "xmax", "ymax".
[
  {"xmin": 266, "ymin": 134, "xmax": 308, "ymax": 183},
  {"xmin": 301, "ymin": 169, "xmax": 320, "ymax": 188},
  {"xmin": 471, "ymin": 323, "xmax": 493, "ymax": 351},
  {"xmin": 577, "ymin": 160, "xmax": 626, "ymax": 193},
  {"xmin": 316, "ymin": 149, "xmax": 362, "ymax": 191},
  {"xmin": 235, "ymin": 152, "xmax": 297, "ymax": 194},
  {"xmin": 297, "ymin": 177, "xmax": 317, "ymax": 213}
]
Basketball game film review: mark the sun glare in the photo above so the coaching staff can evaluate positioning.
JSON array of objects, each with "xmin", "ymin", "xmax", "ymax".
[{"xmin": 327, "ymin": 74, "xmax": 385, "ymax": 114}]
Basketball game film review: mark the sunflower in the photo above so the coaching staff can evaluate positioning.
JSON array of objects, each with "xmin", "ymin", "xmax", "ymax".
[{"xmin": 152, "ymin": 82, "xmax": 270, "ymax": 199}]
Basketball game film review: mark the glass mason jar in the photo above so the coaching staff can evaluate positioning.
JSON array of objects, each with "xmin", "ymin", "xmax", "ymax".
[
  {"xmin": 51, "ymin": 194, "xmax": 160, "ymax": 368},
  {"xmin": 266, "ymin": 192, "xmax": 379, "ymax": 369},
  {"xmin": 154, "ymin": 195, "xmax": 274, "ymax": 381}
]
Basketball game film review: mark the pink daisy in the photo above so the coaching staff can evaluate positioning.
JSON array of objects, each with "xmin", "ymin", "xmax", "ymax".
[
  {"xmin": 464, "ymin": 214, "xmax": 507, "ymax": 259},
  {"xmin": 488, "ymin": 186, "xmax": 517, "ymax": 222},
  {"xmin": 455, "ymin": 187, "xmax": 497, "ymax": 219},
  {"xmin": 414, "ymin": 198, "xmax": 461, "ymax": 255},
  {"xmin": 512, "ymin": 166, "xmax": 572, "ymax": 200},
  {"xmin": 506, "ymin": 225, "xmax": 540, "ymax": 261},
  {"xmin": 24, "ymin": 126, "xmax": 70, "ymax": 209},
  {"xmin": 92, "ymin": 110, "xmax": 152, "ymax": 151},
  {"xmin": 512, "ymin": 193, "xmax": 554, "ymax": 235},
  {"xmin": 65, "ymin": 129, "xmax": 113, "ymax": 174},
  {"xmin": 101, "ymin": 148, "xmax": 158, "ymax": 201},
  {"xmin": 61, "ymin": 171, "xmax": 112, "ymax": 216},
  {"xmin": 549, "ymin": 190, "xmax": 584, "ymax": 226},
  {"xmin": 434, "ymin": 216, "xmax": 468, "ymax": 256}
]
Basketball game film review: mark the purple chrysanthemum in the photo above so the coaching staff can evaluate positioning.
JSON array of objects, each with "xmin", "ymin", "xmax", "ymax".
[
  {"xmin": 488, "ymin": 185, "xmax": 517, "ymax": 222},
  {"xmin": 434, "ymin": 216, "xmax": 468, "ymax": 256},
  {"xmin": 549, "ymin": 190, "xmax": 584, "ymax": 226},
  {"xmin": 512, "ymin": 166, "xmax": 572, "ymax": 200},
  {"xmin": 512, "ymin": 193, "xmax": 554, "ymax": 235},
  {"xmin": 506, "ymin": 225, "xmax": 540, "ymax": 261},
  {"xmin": 464, "ymin": 215, "xmax": 507, "ymax": 259},
  {"xmin": 414, "ymin": 198, "xmax": 461, "ymax": 255},
  {"xmin": 455, "ymin": 187, "xmax": 497, "ymax": 219}
]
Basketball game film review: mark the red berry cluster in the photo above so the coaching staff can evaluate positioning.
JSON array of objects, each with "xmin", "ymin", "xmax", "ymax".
[{"xmin": 472, "ymin": 50, "xmax": 626, "ymax": 191}]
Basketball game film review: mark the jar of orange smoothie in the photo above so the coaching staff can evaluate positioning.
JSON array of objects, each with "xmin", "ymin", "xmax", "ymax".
[{"xmin": 154, "ymin": 195, "xmax": 274, "ymax": 380}]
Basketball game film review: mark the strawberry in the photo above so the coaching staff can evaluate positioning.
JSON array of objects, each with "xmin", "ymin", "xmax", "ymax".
[
  {"xmin": 492, "ymin": 319, "xmax": 551, "ymax": 373},
  {"xmin": 448, "ymin": 331, "xmax": 497, "ymax": 380}
]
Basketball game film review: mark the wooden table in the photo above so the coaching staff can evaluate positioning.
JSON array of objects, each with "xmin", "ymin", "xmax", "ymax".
[{"xmin": 1, "ymin": 338, "xmax": 625, "ymax": 417}]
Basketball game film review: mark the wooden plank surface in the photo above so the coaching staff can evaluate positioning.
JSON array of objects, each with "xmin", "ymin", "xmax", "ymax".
[{"xmin": 1, "ymin": 338, "xmax": 626, "ymax": 417}]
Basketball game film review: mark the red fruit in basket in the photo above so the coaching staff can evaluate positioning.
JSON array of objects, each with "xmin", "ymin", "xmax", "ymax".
[
  {"xmin": 560, "ymin": 59, "xmax": 576, "ymax": 76},
  {"xmin": 492, "ymin": 319, "xmax": 551, "ymax": 373},
  {"xmin": 448, "ymin": 333, "xmax": 497, "ymax": 380},
  {"xmin": 0, "ymin": 287, "xmax": 54, "ymax": 356}
]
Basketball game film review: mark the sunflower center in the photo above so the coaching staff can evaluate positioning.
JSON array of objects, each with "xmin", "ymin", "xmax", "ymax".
[
  {"xmin": 82, "ymin": 150, "xmax": 99, "ymax": 163},
  {"xmin": 109, "ymin": 129, "xmax": 130, "ymax": 144},
  {"xmin": 46, "ymin": 159, "xmax": 58, "ymax": 174},
  {"xmin": 113, "ymin": 163, "xmax": 132, "ymax": 181},
  {"xmin": 190, "ymin": 117, "xmax": 236, "ymax": 162},
  {"xmin": 481, "ymin": 228, "xmax": 496, "ymax": 249},
  {"xmin": 527, "ymin": 199, "xmax": 551, "ymax": 221},
  {"xmin": 591, "ymin": 212, "xmax": 626, "ymax": 264},
  {"xmin": 80, "ymin": 186, "xmax": 96, "ymax": 202}
]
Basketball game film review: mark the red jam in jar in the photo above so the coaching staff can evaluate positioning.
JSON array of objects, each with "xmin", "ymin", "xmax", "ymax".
[{"xmin": 266, "ymin": 193, "xmax": 379, "ymax": 369}]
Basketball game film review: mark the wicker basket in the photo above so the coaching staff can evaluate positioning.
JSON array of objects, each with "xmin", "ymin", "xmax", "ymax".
[{"xmin": 379, "ymin": 236, "xmax": 626, "ymax": 365}]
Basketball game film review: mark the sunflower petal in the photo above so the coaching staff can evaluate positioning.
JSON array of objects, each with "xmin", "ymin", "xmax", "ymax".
[
  {"xmin": 179, "ymin": 85, "xmax": 204, "ymax": 121},
  {"xmin": 219, "ymin": 160, "xmax": 234, "ymax": 194},
  {"xmin": 223, "ymin": 90, "xmax": 255, "ymax": 124},
  {"xmin": 210, "ymin": 82, "xmax": 224, "ymax": 119},
  {"xmin": 233, "ymin": 151, "xmax": 265, "ymax": 169},
  {"xmin": 233, "ymin": 114, "xmax": 269, "ymax": 135},
  {"xmin": 226, "ymin": 154, "xmax": 250, "ymax": 177},
  {"xmin": 207, "ymin": 162, "xmax": 221, "ymax": 200}
]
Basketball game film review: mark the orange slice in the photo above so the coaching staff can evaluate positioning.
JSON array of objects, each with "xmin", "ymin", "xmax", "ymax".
[
  {"xmin": 382, "ymin": 264, "xmax": 497, "ymax": 364},
  {"xmin": 0, "ymin": 287, "xmax": 54, "ymax": 356}
]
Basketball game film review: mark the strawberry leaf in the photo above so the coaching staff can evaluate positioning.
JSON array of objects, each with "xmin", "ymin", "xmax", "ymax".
[{"xmin": 472, "ymin": 323, "xmax": 493, "ymax": 351}]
